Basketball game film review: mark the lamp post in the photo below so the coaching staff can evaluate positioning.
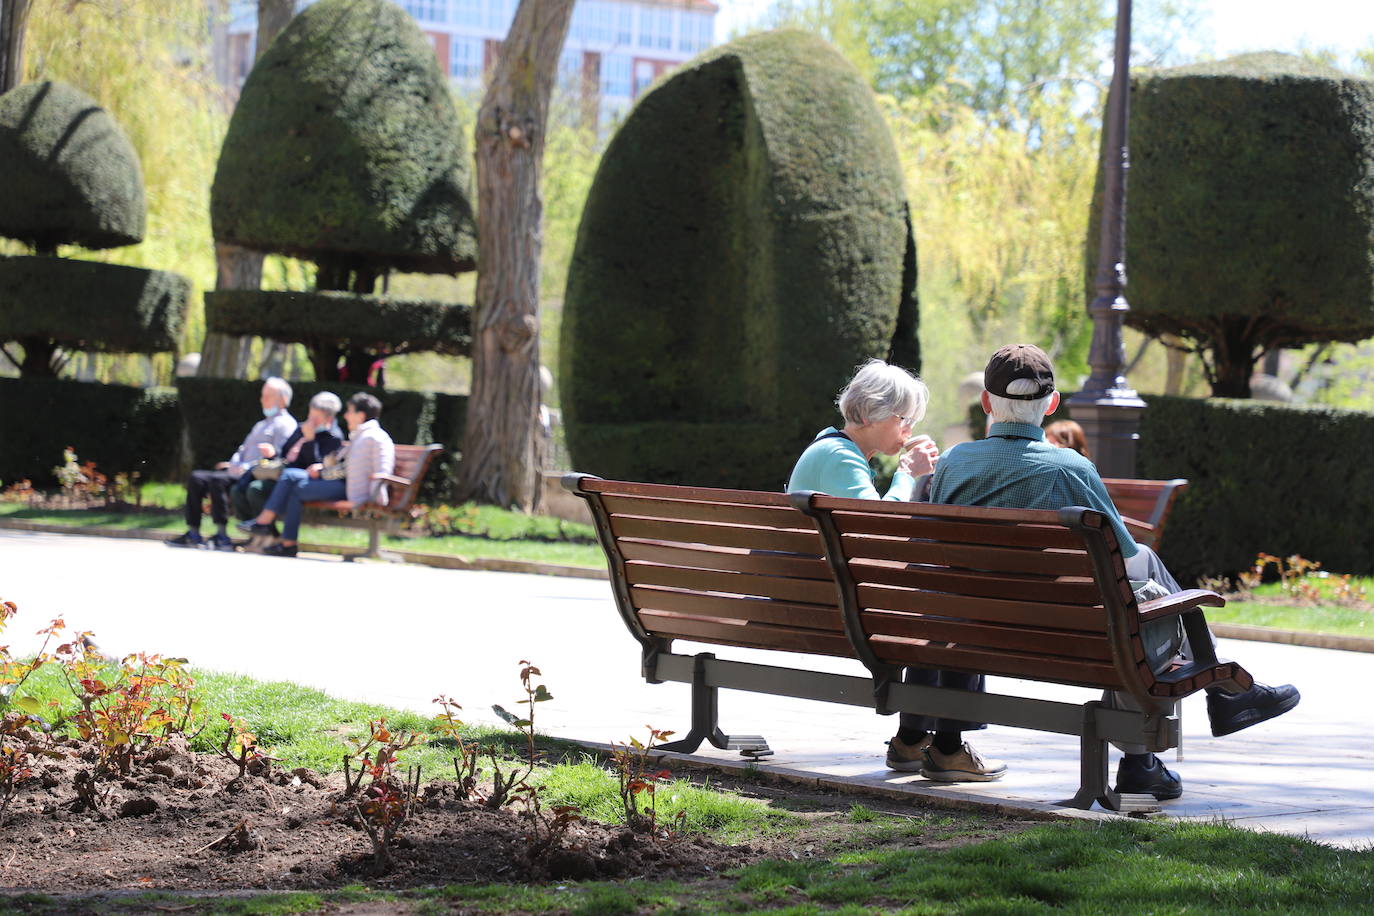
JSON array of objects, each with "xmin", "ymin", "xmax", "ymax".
[{"xmin": 1069, "ymin": 0, "xmax": 1145, "ymax": 478}]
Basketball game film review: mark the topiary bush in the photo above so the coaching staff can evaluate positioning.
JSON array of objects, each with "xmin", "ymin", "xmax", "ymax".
[
  {"xmin": 0, "ymin": 80, "xmax": 144, "ymax": 252},
  {"xmin": 560, "ymin": 30, "xmax": 918, "ymax": 489},
  {"xmin": 1087, "ymin": 52, "xmax": 1374, "ymax": 398}
]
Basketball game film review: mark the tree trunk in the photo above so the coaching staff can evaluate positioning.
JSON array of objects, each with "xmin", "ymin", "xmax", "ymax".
[
  {"xmin": 454, "ymin": 0, "xmax": 574, "ymax": 510},
  {"xmin": 198, "ymin": 0, "xmax": 297, "ymax": 380},
  {"xmin": 0, "ymin": 0, "xmax": 31, "ymax": 94},
  {"xmin": 1162, "ymin": 335, "xmax": 1186, "ymax": 396},
  {"xmin": 1209, "ymin": 319, "xmax": 1259, "ymax": 399}
]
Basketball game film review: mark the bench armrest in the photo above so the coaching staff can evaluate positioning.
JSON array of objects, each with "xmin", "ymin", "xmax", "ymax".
[
  {"xmin": 1137, "ymin": 588, "xmax": 1225, "ymax": 621},
  {"xmin": 372, "ymin": 473, "xmax": 412, "ymax": 486}
]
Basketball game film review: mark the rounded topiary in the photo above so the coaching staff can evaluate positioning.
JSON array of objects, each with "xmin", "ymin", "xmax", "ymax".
[
  {"xmin": 0, "ymin": 80, "xmax": 145, "ymax": 251},
  {"xmin": 560, "ymin": 29, "xmax": 918, "ymax": 489},
  {"xmin": 211, "ymin": 0, "xmax": 477, "ymax": 275},
  {"xmin": 1087, "ymin": 52, "xmax": 1374, "ymax": 397}
]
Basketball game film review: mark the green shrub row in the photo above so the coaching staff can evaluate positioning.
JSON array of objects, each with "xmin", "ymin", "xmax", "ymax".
[
  {"xmin": 204, "ymin": 290, "xmax": 470, "ymax": 355},
  {"xmin": 0, "ymin": 377, "xmax": 181, "ymax": 488}
]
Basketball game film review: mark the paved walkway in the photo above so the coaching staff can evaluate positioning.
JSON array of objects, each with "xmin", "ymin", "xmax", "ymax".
[{"xmin": 3, "ymin": 529, "xmax": 1371, "ymax": 848}]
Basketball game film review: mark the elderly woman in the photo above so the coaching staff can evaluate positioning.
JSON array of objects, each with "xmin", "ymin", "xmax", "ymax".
[
  {"xmin": 787, "ymin": 359, "xmax": 1004, "ymax": 784},
  {"xmin": 232, "ymin": 391, "xmax": 345, "ymax": 524}
]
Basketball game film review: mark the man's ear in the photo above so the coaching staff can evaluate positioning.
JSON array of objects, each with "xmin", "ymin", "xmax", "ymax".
[
  {"xmin": 980, "ymin": 390, "xmax": 992, "ymax": 414},
  {"xmin": 1047, "ymin": 390, "xmax": 1061, "ymax": 414}
]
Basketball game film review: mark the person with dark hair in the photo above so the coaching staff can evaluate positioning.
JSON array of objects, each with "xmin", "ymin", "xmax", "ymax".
[
  {"xmin": 243, "ymin": 391, "xmax": 394, "ymax": 558},
  {"xmin": 1044, "ymin": 419, "xmax": 1090, "ymax": 459}
]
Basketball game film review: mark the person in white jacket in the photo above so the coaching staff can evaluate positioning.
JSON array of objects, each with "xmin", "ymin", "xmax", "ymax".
[{"xmin": 244, "ymin": 391, "xmax": 395, "ymax": 558}]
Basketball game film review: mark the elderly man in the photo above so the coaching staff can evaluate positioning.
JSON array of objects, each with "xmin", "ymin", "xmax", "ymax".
[
  {"xmin": 230, "ymin": 390, "xmax": 345, "ymax": 525},
  {"xmin": 928, "ymin": 344, "xmax": 1300, "ymax": 801},
  {"xmin": 166, "ymin": 377, "xmax": 297, "ymax": 551}
]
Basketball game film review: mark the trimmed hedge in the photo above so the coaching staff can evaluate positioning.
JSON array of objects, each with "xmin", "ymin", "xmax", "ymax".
[
  {"xmin": 0, "ymin": 378, "xmax": 180, "ymax": 487},
  {"xmin": 0, "ymin": 255, "xmax": 188, "ymax": 352},
  {"xmin": 174, "ymin": 377, "xmax": 466, "ymax": 502},
  {"xmin": 561, "ymin": 30, "xmax": 917, "ymax": 490},
  {"xmin": 204, "ymin": 290, "xmax": 470, "ymax": 355},
  {"xmin": 0, "ymin": 80, "xmax": 144, "ymax": 251},
  {"xmin": 211, "ymin": 0, "xmax": 477, "ymax": 274},
  {"xmin": 1087, "ymin": 52, "xmax": 1374, "ymax": 395}
]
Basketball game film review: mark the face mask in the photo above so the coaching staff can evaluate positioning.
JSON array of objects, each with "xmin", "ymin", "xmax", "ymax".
[
  {"xmin": 317, "ymin": 425, "xmax": 332, "ymax": 434},
  {"xmin": 263, "ymin": 406, "xmax": 281, "ymax": 419}
]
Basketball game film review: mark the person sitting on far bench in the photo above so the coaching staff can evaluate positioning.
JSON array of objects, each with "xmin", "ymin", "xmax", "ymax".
[
  {"xmin": 929, "ymin": 343, "xmax": 1301, "ymax": 801},
  {"xmin": 231, "ymin": 390, "xmax": 345, "ymax": 527},
  {"xmin": 243, "ymin": 391, "xmax": 394, "ymax": 558},
  {"xmin": 165, "ymin": 377, "xmax": 297, "ymax": 551}
]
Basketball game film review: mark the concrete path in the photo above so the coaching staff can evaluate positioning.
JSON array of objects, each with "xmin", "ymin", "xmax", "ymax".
[{"xmin": 3, "ymin": 529, "xmax": 1370, "ymax": 849}]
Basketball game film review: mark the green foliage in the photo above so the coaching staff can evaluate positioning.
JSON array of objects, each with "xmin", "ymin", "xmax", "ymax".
[
  {"xmin": 211, "ymin": 0, "xmax": 477, "ymax": 276},
  {"xmin": 1091, "ymin": 52, "xmax": 1374, "ymax": 397},
  {"xmin": 0, "ymin": 80, "xmax": 144, "ymax": 251},
  {"xmin": 0, "ymin": 254, "xmax": 188, "ymax": 353},
  {"xmin": 0, "ymin": 378, "xmax": 181, "ymax": 488},
  {"xmin": 562, "ymin": 30, "xmax": 916, "ymax": 489},
  {"xmin": 205, "ymin": 290, "xmax": 471, "ymax": 356}
]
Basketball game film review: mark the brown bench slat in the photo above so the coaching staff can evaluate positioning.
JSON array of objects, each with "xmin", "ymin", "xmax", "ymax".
[
  {"xmin": 578, "ymin": 478, "xmax": 795, "ymax": 506},
  {"xmin": 839, "ymin": 536, "xmax": 1096, "ymax": 577},
  {"xmin": 625, "ymin": 561, "xmax": 839, "ymax": 606},
  {"xmin": 868, "ymin": 636, "xmax": 1123, "ymax": 688},
  {"xmin": 852, "ymin": 562, "xmax": 1106, "ymax": 605},
  {"xmin": 811, "ymin": 494, "xmax": 1072, "ymax": 525},
  {"xmin": 630, "ymin": 586, "xmax": 842, "ymax": 631},
  {"xmin": 611, "ymin": 515, "xmax": 824, "ymax": 555},
  {"xmin": 829, "ymin": 511, "xmax": 1086, "ymax": 549},
  {"xmin": 855, "ymin": 583, "xmax": 1109, "ymax": 632},
  {"xmin": 618, "ymin": 540, "xmax": 833, "ymax": 579},
  {"xmin": 639, "ymin": 609, "xmax": 854, "ymax": 656},
  {"xmin": 602, "ymin": 494, "xmax": 806, "ymax": 528},
  {"xmin": 860, "ymin": 609, "xmax": 1114, "ymax": 661}
]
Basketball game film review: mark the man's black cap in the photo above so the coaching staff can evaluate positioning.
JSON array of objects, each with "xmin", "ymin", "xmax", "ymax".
[{"xmin": 984, "ymin": 344, "xmax": 1055, "ymax": 400}]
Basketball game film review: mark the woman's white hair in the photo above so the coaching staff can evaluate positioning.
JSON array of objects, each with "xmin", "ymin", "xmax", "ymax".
[
  {"xmin": 264, "ymin": 376, "xmax": 292, "ymax": 407},
  {"xmin": 986, "ymin": 377, "xmax": 1056, "ymax": 424},
  {"xmin": 837, "ymin": 359, "xmax": 929, "ymax": 426},
  {"xmin": 309, "ymin": 390, "xmax": 342, "ymax": 418}
]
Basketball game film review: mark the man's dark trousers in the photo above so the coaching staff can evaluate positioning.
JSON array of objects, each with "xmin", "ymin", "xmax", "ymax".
[{"xmin": 185, "ymin": 469, "xmax": 235, "ymax": 528}]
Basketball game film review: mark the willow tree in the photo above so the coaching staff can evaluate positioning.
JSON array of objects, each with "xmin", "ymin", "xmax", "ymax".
[{"xmin": 454, "ymin": 0, "xmax": 575, "ymax": 510}]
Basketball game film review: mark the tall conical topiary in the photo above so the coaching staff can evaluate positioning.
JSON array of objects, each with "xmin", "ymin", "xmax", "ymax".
[
  {"xmin": 207, "ymin": 0, "xmax": 477, "ymax": 382},
  {"xmin": 1086, "ymin": 52, "xmax": 1374, "ymax": 398},
  {"xmin": 0, "ymin": 79, "xmax": 188, "ymax": 376},
  {"xmin": 560, "ymin": 30, "xmax": 919, "ymax": 489}
]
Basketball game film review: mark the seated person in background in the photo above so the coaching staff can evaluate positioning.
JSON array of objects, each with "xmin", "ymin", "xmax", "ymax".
[
  {"xmin": 788, "ymin": 360, "xmax": 1007, "ymax": 785},
  {"xmin": 244, "ymin": 391, "xmax": 395, "ymax": 558},
  {"xmin": 929, "ymin": 343, "xmax": 1300, "ymax": 801},
  {"xmin": 1044, "ymin": 418, "xmax": 1090, "ymax": 459},
  {"xmin": 165, "ymin": 377, "xmax": 297, "ymax": 551},
  {"xmin": 232, "ymin": 391, "xmax": 345, "ymax": 526}
]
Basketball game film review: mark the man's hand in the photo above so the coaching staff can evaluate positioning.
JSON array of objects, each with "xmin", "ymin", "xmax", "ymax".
[
  {"xmin": 257, "ymin": 443, "xmax": 276, "ymax": 458},
  {"xmin": 307, "ymin": 463, "xmax": 324, "ymax": 479},
  {"xmin": 300, "ymin": 424, "xmax": 317, "ymax": 442},
  {"xmin": 898, "ymin": 435, "xmax": 940, "ymax": 478},
  {"xmin": 214, "ymin": 461, "xmax": 231, "ymax": 470}
]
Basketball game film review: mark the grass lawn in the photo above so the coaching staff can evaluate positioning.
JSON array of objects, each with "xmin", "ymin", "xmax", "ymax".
[
  {"xmin": 1206, "ymin": 576, "xmax": 1374, "ymax": 640},
  {"xmin": 4, "ymin": 666, "xmax": 1373, "ymax": 915},
  {"xmin": 0, "ymin": 482, "xmax": 606, "ymax": 569}
]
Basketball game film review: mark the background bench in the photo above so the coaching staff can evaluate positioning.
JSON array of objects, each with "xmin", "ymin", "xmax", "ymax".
[
  {"xmin": 1103, "ymin": 478, "xmax": 1187, "ymax": 549},
  {"xmin": 565, "ymin": 473, "xmax": 1246, "ymax": 811},
  {"xmin": 303, "ymin": 443, "xmax": 443, "ymax": 560}
]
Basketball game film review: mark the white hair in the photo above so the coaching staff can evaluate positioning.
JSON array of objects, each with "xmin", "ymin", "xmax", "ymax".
[
  {"xmin": 264, "ymin": 376, "xmax": 293, "ymax": 407},
  {"xmin": 837, "ymin": 359, "xmax": 929, "ymax": 426},
  {"xmin": 986, "ymin": 377, "xmax": 1056, "ymax": 424},
  {"xmin": 309, "ymin": 390, "xmax": 342, "ymax": 418}
]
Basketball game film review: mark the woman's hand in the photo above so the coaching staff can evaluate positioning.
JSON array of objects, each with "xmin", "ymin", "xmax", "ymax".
[
  {"xmin": 898, "ymin": 434, "xmax": 939, "ymax": 478},
  {"xmin": 307, "ymin": 463, "xmax": 324, "ymax": 479}
]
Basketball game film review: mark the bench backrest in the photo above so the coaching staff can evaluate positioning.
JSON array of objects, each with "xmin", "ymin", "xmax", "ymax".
[
  {"xmin": 1102, "ymin": 478, "xmax": 1187, "ymax": 549},
  {"xmin": 564, "ymin": 476, "xmax": 851, "ymax": 658},
  {"xmin": 382, "ymin": 444, "xmax": 444, "ymax": 511},
  {"xmin": 793, "ymin": 494, "xmax": 1143, "ymax": 693}
]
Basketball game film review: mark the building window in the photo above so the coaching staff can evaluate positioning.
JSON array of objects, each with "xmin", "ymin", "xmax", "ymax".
[
  {"xmin": 601, "ymin": 53, "xmax": 631, "ymax": 97},
  {"xmin": 655, "ymin": 8, "xmax": 672, "ymax": 50},
  {"xmin": 633, "ymin": 59, "xmax": 655, "ymax": 96},
  {"xmin": 452, "ymin": 0, "xmax": 482, "ymax": 28},
  {"xmin": 679, "ymin": 11, "xmax": 712, "ymax": 53},
  {"xmin": 402, "ymin": 0, "xmax": 446, "ymax": 24},
  {"xmin": 636, "ymin": 6, "xmax": 654, "ymax": 48},
  {"xmin": 558, "ymin": 47, "xmax": 585, "ymax": 92},
  {"xmin": 487, "ymin": 0, "xmax": 515, "ymax": 32},
  {"xmin": 450, "ymin": 36, "xmax": 482, "ymax": 79},
  {"xmin": 616, "ymin": 5, "xmax": 633, "ymax": 45}
]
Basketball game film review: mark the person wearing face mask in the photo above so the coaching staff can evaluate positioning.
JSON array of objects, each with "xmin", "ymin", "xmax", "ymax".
[
  {"xmin": 165, "ymin": 377, "xmax": 298, "ymax": 551},
  {"xmin": 231, "ymin": 390, "xmax": 345, "ymax": 527}
]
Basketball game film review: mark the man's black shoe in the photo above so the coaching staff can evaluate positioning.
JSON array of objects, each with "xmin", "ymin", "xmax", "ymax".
[
  {"xmin": 165, "ymin": 530, "xmax": 205, "ymax": 548},
  {"xmin": 1114, "ymin": 754, "xmax": 1182, "ymax": 800},
  {"xmin": 1206, "ymin": 683, "xmax": 1301, "ymax": 737},
  {"xmin": 262, "ymin": 543, "xmax": 298, "ymax": 558}
]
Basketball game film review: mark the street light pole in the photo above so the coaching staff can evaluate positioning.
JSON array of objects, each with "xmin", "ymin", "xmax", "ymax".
[{"xmin": 1069, "ymin": 0, "xmax": 1145, "ymax": 477}]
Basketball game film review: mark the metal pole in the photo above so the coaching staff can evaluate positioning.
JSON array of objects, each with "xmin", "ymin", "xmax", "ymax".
[{"xmin": 1068, "ymin": 0, "xmax": 1145, "ymax": 478}]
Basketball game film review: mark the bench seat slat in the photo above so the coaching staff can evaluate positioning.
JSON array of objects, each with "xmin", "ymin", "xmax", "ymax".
[
  {"xmin": 612, "ymin": 516, "xmax": 823, "ymax": 554},
  {"xmin": 618, "ymin": 540, "xmax": 832, "ymax": 579},
  {"xmin": 639, "ymin": 609, "xmax": 854, "ymax": 657},
  {"xmin": 852, "ymin": 562, "xmax": 1105, "ymax": 604},
  {"xmin": 601, "ymin": 495, "xmax": 805, "ymax": 528},
  {"xmin": 829, "ymin": 512, "xmax": 1085, "ymax": 549},
  {"xmin": 626, "ymin": 562, "xmax": 840, "ymax": 606},
  {"xmin": 859, "ymin": 609, "xmax": 1114, "ymax": 661},
  {"xmin": 630, "ymin": 586, "xmax": 842, "ymax": 631},
  {"xmin": 855, "ymin": 584, "xmax": 1109, "ymax": 632},
  {"xmin": 868, "ymin": 636, "xmax": 1123, "ymax": 689},
  {"xmin": 580, "ymin": 478, "xmax": 794, "ymax": 506},
  {"xmin": 839, "ymin": 535, "xmax": 1096, "ymax": 577}
]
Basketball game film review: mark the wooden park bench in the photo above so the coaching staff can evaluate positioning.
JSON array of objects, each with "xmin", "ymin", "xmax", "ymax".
[
  {"xmin": 1103, "ymin": 478, "xmax": 1187, "ymax": 549},
  {"xmin": 303, "ymin": 443, "xmax": 443, "ymax": 560},
  {"xmin": 564, "ymin": 473, "xmax": 1249, "ymax": 811}
]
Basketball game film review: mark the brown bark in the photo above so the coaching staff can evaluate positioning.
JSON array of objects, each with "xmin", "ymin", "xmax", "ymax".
[
  {"xmin": 0, "ymin": 0, "xmax": 31, "ymax": 94},
  {"xmin": 454, "ymin": 0, "xmax": 574, "ymax": 510}
]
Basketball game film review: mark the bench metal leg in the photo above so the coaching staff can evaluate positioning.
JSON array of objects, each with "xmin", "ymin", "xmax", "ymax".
[
  {"xmin": 656, "ymin": 653, "xmax": 773, "ymax": 758},
  {"xmin": 1067, "ymin": 701, "xmax": 1120, "ymax": 811},
  {"xmin": 341, "ymin": 519, "xmax": 382, "ymax": 563}
]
